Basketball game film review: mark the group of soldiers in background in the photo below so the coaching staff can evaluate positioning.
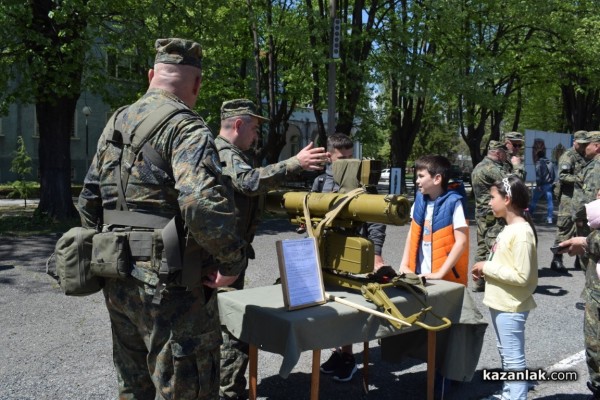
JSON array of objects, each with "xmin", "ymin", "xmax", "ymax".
[
  {"xmin": 471, "ymin": 129, "xmax": 600, "ymax": 398},
  {"xmin": 472, "ymin": 129, "xmax": 600, "ymax": 286}
]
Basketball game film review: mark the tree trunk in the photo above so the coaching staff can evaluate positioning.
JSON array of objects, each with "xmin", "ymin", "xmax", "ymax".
[
  {"xmin": 389, "ymin": 75, "xmax": 426, "ymax": 194},
  {"xmin": 36, "ymin": 98, "xmax": 78, "ymax": 220},
  {"xmin": 561, "ymin": 82, "xmax": 600, "ymax": 132}
]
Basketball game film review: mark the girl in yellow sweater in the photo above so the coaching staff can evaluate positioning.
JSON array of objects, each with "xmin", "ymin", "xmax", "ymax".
[{"xmin": 472, "ymin": 175, "xmax": 538, "ymax": 400}]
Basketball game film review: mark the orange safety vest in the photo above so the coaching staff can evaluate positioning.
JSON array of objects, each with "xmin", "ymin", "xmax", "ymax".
[{"xmin": 407, "ymin": 190, "xmax": 469, "ymax": 285}]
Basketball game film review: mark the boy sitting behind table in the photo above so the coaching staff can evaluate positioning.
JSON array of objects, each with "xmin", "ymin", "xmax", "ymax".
[{"xmin": 399, "ymin": 155, "xmax": 469, "ymax": 284}]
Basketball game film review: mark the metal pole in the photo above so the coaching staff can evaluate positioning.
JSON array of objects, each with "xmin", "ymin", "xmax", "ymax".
[
  {"xmin": 327, "ymin": 0, "xmax": 336, "ymax": 136},
  {"xmin": 82, "ymin": 105, "xmax": 92, "ymax": 171}
]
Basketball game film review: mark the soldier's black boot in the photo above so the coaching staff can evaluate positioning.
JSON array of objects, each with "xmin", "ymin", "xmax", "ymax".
[
  {"xmin": 575, "ymin": 256, "xmax": 582, "ymax": 270},
  {"xmin": 550, "ymin": 254, "xmax": 569, "ymax": 274},
  {"xmin": 587, "ymin": 381, "xmax": 600, "ymax": 399}
]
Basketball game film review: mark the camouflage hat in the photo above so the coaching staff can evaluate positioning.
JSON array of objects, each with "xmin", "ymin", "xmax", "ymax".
[
  {"xmin": 504, "ymin": 131, "xmax": 524, "ymax": 142},
  {"xmin": 574, "ymin": 130, "xmax": 590, "ymax": 144},
  {"xmin": 221, "ymin": 99, "xmax": 269, "ymax": 123},
  {"xmin": 488, "ymin": 140, "xmax": 508, "ymax": 151},
  {"xmin": 589, "ymin": 131, "xmax": 600, "ymax": 143},
  {"xmin": 154, "ymin": 38, "xmax": 202, "ymax": 69}
]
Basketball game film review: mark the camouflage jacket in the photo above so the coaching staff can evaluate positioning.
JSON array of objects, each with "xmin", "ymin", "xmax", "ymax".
[
  {"xmin": 574, "ymin": 155, "xmax": 600, "ymax": 220},
  {"xmin": 558, "ymin": 148, "xmax": 585, "ymax": 196},
  {"xmin": 214, "ymin": 135, "xmax": 303, "ymax": 252},
  {"xmin": 77, "ymin": 88, "xmax": 245, "ymax": 276},
  {"xmin": 503, "ymin": 159, "xmax": 525, "ymax": 180},
  {"xmin": 471, "ymin": 156, "xmax": 506, "ymax": 218},
  {"xmin": 585, "ymin": 230, "xmax": 600, "ymax": 297},
  {"xmin": 557, "ymin": 148, "xmax": 586, "ymax": 215}
]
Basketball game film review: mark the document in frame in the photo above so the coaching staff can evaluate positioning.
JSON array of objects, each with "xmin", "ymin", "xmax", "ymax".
[{"xmin": 276, "ymin": 237, "xmax": 326, "ymax": 310}]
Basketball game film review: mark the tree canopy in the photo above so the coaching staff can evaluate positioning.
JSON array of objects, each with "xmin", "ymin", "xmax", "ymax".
[{"xmin": 1, "ymin": 0, "xmax": 599, "ymax": 219}]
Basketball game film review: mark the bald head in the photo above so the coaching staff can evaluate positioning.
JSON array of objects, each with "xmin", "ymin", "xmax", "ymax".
[{"xmin": 148, "ymin": 63, "xmax": 202, "ymax": 108}]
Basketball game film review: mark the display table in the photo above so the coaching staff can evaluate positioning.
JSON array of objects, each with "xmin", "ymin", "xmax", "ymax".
[{"xmin": 218, "ymin": 279, "xmax": 487, "ymax": 400}]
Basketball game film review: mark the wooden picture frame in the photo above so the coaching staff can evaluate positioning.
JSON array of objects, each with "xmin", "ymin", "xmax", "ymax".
[{"xmin": 276, "ymin": 237, "xmax": 326, "ymax": 310}]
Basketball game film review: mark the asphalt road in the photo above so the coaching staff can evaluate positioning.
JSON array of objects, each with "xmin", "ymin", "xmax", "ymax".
[{"xmin": 0, "ymin": 200, "xmax": 592, "ymax": 400}]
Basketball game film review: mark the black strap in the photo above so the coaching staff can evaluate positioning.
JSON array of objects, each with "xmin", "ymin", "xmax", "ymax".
[
  {"xmin": 103, "ymin": 209, "xmax": 171, "ymax": 229},
  {"xmin": 114, "ymin": 103, "xmax": 190, "ymax": 210},
  {"xmin": 105, "ymin": 106, "xmax": 128, "ymax": 211}
]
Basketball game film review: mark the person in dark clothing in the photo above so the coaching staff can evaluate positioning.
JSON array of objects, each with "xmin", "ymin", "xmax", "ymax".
[
  {"xmin": 313, "ymin": 133, "xmax": 387, "ymax": 383},
  {"xmin": 529, "ymin": 150, "xmax": 556, "ymax": 225}
]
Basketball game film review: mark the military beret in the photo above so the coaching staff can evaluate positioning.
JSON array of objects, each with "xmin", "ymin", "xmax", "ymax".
[
  {"xmin": 504, "ymin": 131, "xmax": 524, "ymax": 142},
  {"xmin": 574, "ymin": 130, "xmax": 590, "ymax": 144},
  {"xmin": 221, "ymin": 99, "xmax": 269, "ymax": 123},
  {"xmin": 489, "ymin": 140, "xmax": 508, "ymax": 151},
  {"xmin": 154, "ymin": 38, "xmax": 202, "ymax": 69},
  {"xmin": 589, "ymin": 131, "xmax": 600, "ymax": 143}
]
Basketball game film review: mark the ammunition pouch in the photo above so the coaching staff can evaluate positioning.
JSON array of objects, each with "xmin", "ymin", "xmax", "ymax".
[
  {"xmin": 91, "ymin": 231, "xmax": 132, "ymax": 279},
  {"xmin": 51, "ymin": 226, "xmax": 104, "ymax": 296},
  {"xmin": 102, "ymin": 210, "xmax": 207, "ymax": 291}
]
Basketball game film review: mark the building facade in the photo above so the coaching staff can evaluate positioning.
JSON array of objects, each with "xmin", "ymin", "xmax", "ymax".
[{"xmin": 0, "ymin": 97, "xmax": 358, "ymax": 184}]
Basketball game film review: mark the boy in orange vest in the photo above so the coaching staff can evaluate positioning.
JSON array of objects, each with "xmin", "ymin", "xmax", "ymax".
[{"xmin": 398, "ymin": 155, "xmax": 469, "ymax": 284}]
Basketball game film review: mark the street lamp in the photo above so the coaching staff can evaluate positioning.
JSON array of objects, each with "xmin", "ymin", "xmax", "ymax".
[{"xmin": 82, "ymin": 105, "xmax": 92, "ymax": 168}]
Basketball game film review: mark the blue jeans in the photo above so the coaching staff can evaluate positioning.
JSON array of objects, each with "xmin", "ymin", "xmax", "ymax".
[
  {"xmin": 529, "ymin": 183, "xmax": 553, "ymax": 221},
  {"xmin": 490, "ymin": 308, "xmax": 530, "ymax": 400}
]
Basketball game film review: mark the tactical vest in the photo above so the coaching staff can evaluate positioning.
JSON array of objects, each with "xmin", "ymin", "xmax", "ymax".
[{"xmin": 100, "ymin": 102, "xmax": 207, "ymax": 303}]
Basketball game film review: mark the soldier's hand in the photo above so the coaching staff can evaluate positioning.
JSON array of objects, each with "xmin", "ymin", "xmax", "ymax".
[
  {"xmin": 559, "ymin": 237, "xmax": 588, "ymax": 257},
  {"xmin": 202, "ymin": 271, "xmax": 239, "ymax": 288},
  {"xmin": 296, "ymin": 142, "xmax": 330, "ymax": 171},
  {"xmin": 511, "ymin": 155, "xmax": 522, "ymax": 166},
  {"xmin": 398, "ymin": 265, "xmax": 412, "ymax": 275}
]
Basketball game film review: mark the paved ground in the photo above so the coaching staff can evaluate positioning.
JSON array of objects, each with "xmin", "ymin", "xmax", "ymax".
[{"xmin": 0, "ymin": 193, "xmax": 592, "ymax": 399}]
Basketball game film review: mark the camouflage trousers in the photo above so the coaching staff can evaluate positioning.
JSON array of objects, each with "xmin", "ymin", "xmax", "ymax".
[
  {"xmin": 475, "ymin": 215, "xmax": 504, "ymax": 262},
  {"xmin": 585, "ymin": 290, "xmax": 600, "ymax": 393},
  {"xmin": 102, "ymin": 277, "xmax": 221, "ymax": 400},
  {"xmin": 219, "ymin": 264, "xmax": 249, "ymax": 400},
  {"xmin": 554, "ymin": 214, "xmax": 577, "ymax": 245}
]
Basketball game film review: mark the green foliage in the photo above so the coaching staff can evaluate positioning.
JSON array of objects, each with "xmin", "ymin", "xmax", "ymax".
[
  {"xmin": 9, "ymin": 137, "xmax": 35, "ymax": 206},
  {"xmin": 0, "ymin": 206, "xmax": 79, "ymax": 237}
]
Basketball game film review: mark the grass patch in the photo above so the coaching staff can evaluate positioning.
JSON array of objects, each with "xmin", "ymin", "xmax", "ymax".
[{"xmin": 0, "ymin": 205, "xmax": 79, "ymax": 237}]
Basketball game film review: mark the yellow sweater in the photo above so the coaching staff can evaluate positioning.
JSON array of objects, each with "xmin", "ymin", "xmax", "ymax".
[{"xmin": 482, "ymin": 222, "xmax": 538, "ymax": 312}]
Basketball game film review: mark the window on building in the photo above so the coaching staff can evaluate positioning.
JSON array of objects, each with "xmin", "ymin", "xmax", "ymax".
[{"xmin": 106, "ymin": 51, "xmax": 139, "ymax": 81}]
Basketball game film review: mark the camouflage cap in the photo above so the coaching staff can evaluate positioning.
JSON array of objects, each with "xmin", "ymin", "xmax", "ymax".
[
  {"xmin": 221, "ymin": 99, "xmax": 269, "ymax": 123},
  {"xmin": 574, "ymin": 130, "xmax": 590, "ymax": 144},
  {"xmin": 589, "ymin": 131, "xmax": 600, "ymax": 143},
  {"xmin": 504, "ymin": 131, "xmax": 524, "ymax": 142},
  {"xmin": 154, "ymin": 38, "xmax": 202, "ymax": 69},
  {"xmin": 489, "ymin": 140, "xmax": 508, "ymax": 151}
]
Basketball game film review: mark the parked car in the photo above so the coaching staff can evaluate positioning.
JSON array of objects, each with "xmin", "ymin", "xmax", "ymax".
[{"xmin": 379, "ymin": 168, "xmax": 390, "ymax": 184}]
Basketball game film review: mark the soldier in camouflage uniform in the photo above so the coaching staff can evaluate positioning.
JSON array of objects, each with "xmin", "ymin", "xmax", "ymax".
[
  {"xmin": 574, "ymin": 133, "xmax": 600, "ymax": 242},
  {"xmin": 77, "ymin": 39, "xmax": 245, "ymax": 400},
  {"xmin": 560, "ymin": 132, "xmax": 600, "ymax": 399},
  {"xmin": 550, "ymin": 131, "xmax": 588, "ymax": 272},
  {"xmin": 559, "ymin": 208, "xmax": 600, "ymax": 399},
  {"xmin": 215, "ymin": 99, "xmax": 328, "ymax": 400},
  {"xmin": 503, "ymin": 131, "xmax": 526, "ymax": 179},
  {"xmin": 470, "ymin": 141, "xmax": 509, "ymax": 291}
]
